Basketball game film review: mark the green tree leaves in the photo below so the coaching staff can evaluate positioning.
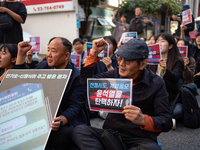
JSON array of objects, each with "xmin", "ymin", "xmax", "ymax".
[{"xmin": 119, "ymin": 0, "xmax": 181, "ymax": 15}]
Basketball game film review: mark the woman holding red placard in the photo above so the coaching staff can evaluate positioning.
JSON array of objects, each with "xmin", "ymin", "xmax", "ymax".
[
  {"xmin": 177, "ymin": 38, "xmax": 196, "ymax": 86},
  {"xmin": 147, "ymin": 33, "xmax": 184, "ymax": 129}
]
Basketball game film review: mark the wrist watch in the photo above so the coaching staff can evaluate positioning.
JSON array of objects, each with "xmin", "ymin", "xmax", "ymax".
[{"xmin": 59, "ymin": 119, "xmax": 63, "ymax": 128}]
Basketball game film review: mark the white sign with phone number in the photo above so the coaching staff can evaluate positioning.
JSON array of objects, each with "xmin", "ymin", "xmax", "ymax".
[{"xmin": 17, "ymin": 0, "xmax": 74, "ymax": 14}]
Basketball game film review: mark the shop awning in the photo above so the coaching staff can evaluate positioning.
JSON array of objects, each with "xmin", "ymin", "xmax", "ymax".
[{"xmin": 97, "ymin": 18, "xmax": 116, "ymax": 27}]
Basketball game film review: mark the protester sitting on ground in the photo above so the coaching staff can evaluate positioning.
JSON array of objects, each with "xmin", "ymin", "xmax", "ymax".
[
  {"xmin": 147, "ymin": 33, "xmax": 184, "ymax": 128},
  {"xmin": 112, "ymin": 10, "xmax": 129, "ymax": 43},
  {"xmin": 15, "ymin": 38, "xmax": 90, "ymax": 149},
  {"xmin": 148, "ymin": 35, "xmax": 156, "ymax": 45},
  {"xmin": 179, "ymin": 22, "xmax": 197, "ymax": 86},
  {"xmin": 174, "ymin": 38, "xmax": 198, "ymax": 122},
  {"xmin": 0, "ymin": 44, "xmax": 18, "ymax": 82},
  {"xmin": 26, "ymin": 50, "xmax": 38, "ymax": 69},
  {"xmin": 94, "ymin": 36, "xmax": 118, "ymax": 74},
  {"xmin": 177, "ymin": 39, "xmax": 196, "ymax": 87},
  {"xmin": 72, "ymin": 38, "xmax": 172, "ymax": 150},
  {"xmin": 71, "ymin": 38, "xmax": 87, "ymax": 65},
  {"xmin": 188, "ymin": 32, "xmax": 200, "ymax": 88},
  {"xmin": 91, "ymin": 36, "xmax": 118, "ymax": 119}
]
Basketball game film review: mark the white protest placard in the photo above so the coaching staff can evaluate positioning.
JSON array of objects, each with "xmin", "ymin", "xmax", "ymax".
[
  {"xmin": 182, "ymin": 9, "xmax": 192, "ymax": 25},
  {"xmin": 119, "ymin": 32, "xmax": 137, "ymax": 46},
  {"xmin": 0, "ymin": 69, "xmax": 71, "ymax": 150}
]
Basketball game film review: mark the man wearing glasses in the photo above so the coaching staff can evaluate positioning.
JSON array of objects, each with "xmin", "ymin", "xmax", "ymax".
[{"xmin": 73, "ymin": 38, "xmax": 172, "ymax": 150}]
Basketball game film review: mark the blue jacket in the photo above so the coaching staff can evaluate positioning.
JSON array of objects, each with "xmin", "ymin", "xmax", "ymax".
[
  {"xmin": 80, "ymin": 66, "xmax": 172, "ymax": 142},
  {"xmin": 15, "ymin": 60, "xmax": 90, "ymax": 126}
]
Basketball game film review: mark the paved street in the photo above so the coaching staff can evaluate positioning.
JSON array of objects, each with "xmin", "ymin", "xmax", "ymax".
[{"xmin": 90, "ymin": 89, "xmax": 200, "ymax": 150}]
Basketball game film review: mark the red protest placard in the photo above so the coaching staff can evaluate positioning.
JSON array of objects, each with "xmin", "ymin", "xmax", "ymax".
[
  {"xmin": 30, "ymin": 37, "xmax": 41, "ymax": 52},
  {"xmin": 70, "ymin": 54, "xmax": 81, "ymax": 70},
  {"xmin": 178, "ymin": 46, "xmax": 188, "ymax": 59},
  {"xmin": 189, "ymin": 31, "xmax": 198, "ymax": 40},
  {"xmin": 182, "ymin": 9, "xmax": 192, "ymax": 25},
  {"xmin": 147, "ymin": 44, "xmax": 161, "ymax": 64}
]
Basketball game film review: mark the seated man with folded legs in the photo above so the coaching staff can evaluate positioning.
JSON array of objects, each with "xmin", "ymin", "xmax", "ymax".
[
  {"xmin": 72, "ymin": 38, "xmax": 172, "ymax": 150},
  {"xmin": 16, "ymin": 38, "xmax": 90, "ymax": 149}
]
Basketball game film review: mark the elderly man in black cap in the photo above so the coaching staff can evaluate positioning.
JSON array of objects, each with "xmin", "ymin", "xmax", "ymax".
[
  {"xmin": 170, "ymin": 4, "xmax": 194, "ymax": 41},
  {"xmin": 72, "ymin": 38, "xmax": 172, "ymax": 150}
]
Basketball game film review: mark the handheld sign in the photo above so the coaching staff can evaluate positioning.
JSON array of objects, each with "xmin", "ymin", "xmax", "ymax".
[
  {"xmin": 119, "ymin": 32, "xmax": 137, "ymax": 46},
  {"xmin": 30, "ymin": 36, "xmax": 41, "ymax": 52},
  {"xmin": 178, "ymin": 46, "xmax": 188, "ymax": 59},
  {"xmin": 86, "ymin": 42, "xmax": 109, "ymax": 61},
  {"xmin": 0, "ymin": 69, "xmax": 72, "ymax": 150},
  {"xmin": 182, "ymin": 9, "xmax": 192, "ymax": 25},
  {"xmin": 70, "ymin": 54, "xmax": 81, "ymax": 70},
  {"xmin": 87, "ymin": 78, "xmax": 132, "ymax": 113},
  {"xmin": 189, "ymin": 31, "xmax": 198, "ymax": 40},
  {"xmin": 147, "ymin": 44, "xmax": 161, "ymax": 64}
]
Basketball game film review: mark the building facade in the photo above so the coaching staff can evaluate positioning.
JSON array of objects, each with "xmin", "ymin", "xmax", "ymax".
[{"xmin": 19, "ymin": 0, "xmax": 79, "ymax": 54}]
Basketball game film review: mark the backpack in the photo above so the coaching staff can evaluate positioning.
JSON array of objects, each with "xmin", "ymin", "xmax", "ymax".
[
  {"xmin": 180, "ymin": 86, "xmax": 200, "ymax": 128},
  {"xmin": 130, "ymin": 18, "xmax": 143, "ymax": 34}
]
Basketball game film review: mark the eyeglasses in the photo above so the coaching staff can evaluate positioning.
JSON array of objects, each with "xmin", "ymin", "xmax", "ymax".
[{"xmin": 116, "ymin": 55, "xmax": 131, "ymax": 65}]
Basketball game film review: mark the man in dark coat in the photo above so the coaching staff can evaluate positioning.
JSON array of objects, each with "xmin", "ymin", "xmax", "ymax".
[
  {"xmin": 16, "ymin": 37, "xmax": 89, "ymax": 149},
  {"xmin": 72, "ymin": 38, "xmax": 172, "ymax": 150}
]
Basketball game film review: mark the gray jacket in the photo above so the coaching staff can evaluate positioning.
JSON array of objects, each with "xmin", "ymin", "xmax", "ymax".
[{"xmin": 129, "ymin": 16, "xmax": 154, "ymax": 38}]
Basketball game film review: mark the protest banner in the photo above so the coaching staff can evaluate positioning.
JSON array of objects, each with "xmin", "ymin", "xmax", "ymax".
[
  {"xmin": 0, "ymin": 69, "xmax": 72, "ymax": 150},
  {"xmin": 70, "ymin": 54, "xmax": 81, "ymax": 70},
  {"xmin": 182, "ymin": 9, "xmax": 192, "ymax": 25},
  {"xmin": 87, "ymin": 78, "xmax": 132, "ymax": 113},
  {"xmin": 119, "ymin": 32, "xmax": 137, "ymax": 46},
  {"xmin": 147, "ymin": 44, "xmax": 161, "ymax": 64},
  {"xmin": 178, "ymin": 46, "xmax": 188, "ymax": 59},
  {"xmin": 30, "ymin": 36, "xmax": 41, "ymax": 52},
  {"xmin": 86, "ymin": 42, "xmax": 109, "ymax": 61}
]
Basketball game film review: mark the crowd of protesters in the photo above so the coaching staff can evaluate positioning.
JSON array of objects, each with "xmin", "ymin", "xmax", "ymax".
[{"xmin": 1, "ymin": 1, "xmax": 200, "ymax": 150}]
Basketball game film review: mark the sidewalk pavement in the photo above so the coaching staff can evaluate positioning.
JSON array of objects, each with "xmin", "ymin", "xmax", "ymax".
[{"xmin": 90, "ymin": 89, "xmax": 200, "ymax": 150}]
